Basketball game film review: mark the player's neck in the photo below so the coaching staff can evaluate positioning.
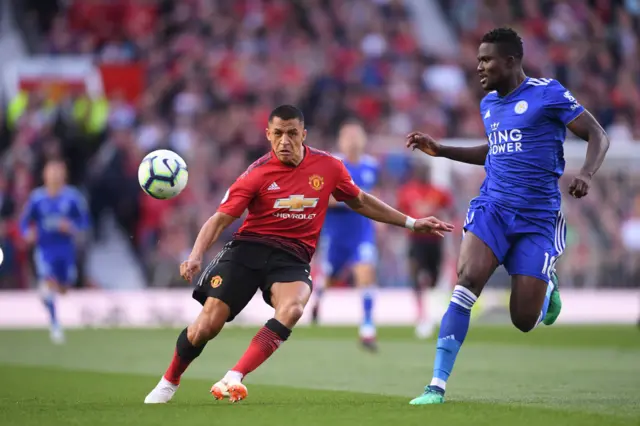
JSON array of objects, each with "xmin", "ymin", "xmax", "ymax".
[
  {"xmin": 45, "ymin": 185, "xmax": 63, "ymax": 196},
  {"xmin": 344, "ymin": 152, "xmax": 362, "ymax": 164},
  {"xmin": 496, "ymin": 71, "xmax": 527, "ymax": 97}
]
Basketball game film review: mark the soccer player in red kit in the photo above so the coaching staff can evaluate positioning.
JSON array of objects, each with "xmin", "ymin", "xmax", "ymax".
[
  {"xmin": 144, "ymin": 105, "xmax": 454, "ymax": 404},
  {"xmin": 397, "ymin": 162, "xmax": 454, "ymax": 339}
]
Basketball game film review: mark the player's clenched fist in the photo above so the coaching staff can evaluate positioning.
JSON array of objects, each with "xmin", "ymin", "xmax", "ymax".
[
  {"xmin": 568, "ymin": 174, "xmax": 590, "ymax": 198},
  {"xmin": 414, "ymin": 216, "xmax": 454, "ymax": 238},
  {"xmin": 406, "ymin": 132, "xmax": 440, "ymax": 156},
  {"xmin": 180, "ymin": 258, "xmax": 202, "ymax": 282}
]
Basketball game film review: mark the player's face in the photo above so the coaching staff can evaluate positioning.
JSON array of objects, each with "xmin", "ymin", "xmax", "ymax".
[
  {"xmin": 477, "ymin": 42, "xmax": 511, "ymax": 91},
  {"xmin": 266, "ymin": 117, "xmax": 307, "ymax": 166},
  {"xmin": 338, "ymin": 124, "xmax": 366, "ymax": 158},
  {"xmin": 43, "ymin": 162, "xmax": 67, "ymax": 187}
]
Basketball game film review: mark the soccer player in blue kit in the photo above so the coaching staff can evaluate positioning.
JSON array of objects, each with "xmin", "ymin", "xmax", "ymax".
[
  {"xmin": 20, "ymin": 159, "xmax": 90, "ymax": 344},
  {"xmin": 312, "ymin": 119, "xmax": 380, "ymax": 351},
  {"xmin": 406, "ymin": 28, "xmax": 610, "ymax": 404}
]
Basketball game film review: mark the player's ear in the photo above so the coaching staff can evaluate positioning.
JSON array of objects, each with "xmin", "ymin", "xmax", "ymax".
[
  {"xmin": 265, "ymin": 127, "xmax": 270, "ymax": 140},
  {"xmin": 302, "ymin": 128, "xmax": 307, "ymax": 142}
]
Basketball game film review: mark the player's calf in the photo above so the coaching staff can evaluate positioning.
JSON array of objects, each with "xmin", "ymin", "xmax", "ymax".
[
  {"xmin": 214, "ymin": 281, "xmax": 309, "ymax": 402},
  {"xmin": 145, "ymin": 298, "xmax": 229, "ymax": 404},
  {"xmin": 353, "ymin": 262, "xmax": 377, "ymax": 350}
]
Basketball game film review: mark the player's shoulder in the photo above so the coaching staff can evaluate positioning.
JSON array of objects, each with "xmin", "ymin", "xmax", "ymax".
[
  {"xmin": 240, "ymin": 152, "xmax": 274, "ymax": 179},
  {"xmin": 525, "ymin": 77, "xmax": 568, "ymax": 95},
  {"xmin": 360, "ymin": 154, "xmax": 379, "ymax": 169},
  {"xmin": 29, "ymin": 186, "xmax": 47, "ymax": 202},
  {"xmin": 61, "ymin": 185, "xmax": 82, "ymax": 198},
  {"xmin": 308, "ymin": 146, "xmax": 343, "ymax": 166},
  {"xmin": 308, "ymin": 146, "xmax": 336, "ymax": 159}
]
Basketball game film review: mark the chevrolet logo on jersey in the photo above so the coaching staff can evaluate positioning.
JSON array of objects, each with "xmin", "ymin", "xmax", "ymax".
[{"xmin": 274, "ymin": 195, "xmax": 319, "ymax": 212}]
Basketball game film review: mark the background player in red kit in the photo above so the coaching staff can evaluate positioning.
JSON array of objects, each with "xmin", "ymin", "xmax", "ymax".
[
  {"xmin": 144, "ymin": 105, "xmax": 454, "ymax": 404},
  {"xmin": 397, "ymin": 161, "xmax": 454, "ymax": 339}
]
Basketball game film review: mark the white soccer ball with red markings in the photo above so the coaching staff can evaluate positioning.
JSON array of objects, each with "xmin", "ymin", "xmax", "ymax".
[{"xmin": 138, "ymin": 149, "xmax": 188, "ymax": 199}]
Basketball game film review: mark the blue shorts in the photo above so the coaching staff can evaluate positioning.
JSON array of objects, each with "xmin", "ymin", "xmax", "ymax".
[
  {"xmin": 35, "ymin": 250, "xmax": 77, "ymax": 286},
  {"xmin": 321, "ymin": 237, "xmax": 377, "ymax": 278},
  {"xmin": 463, "ymin": 200, "xmax": 566, "ymax": 282}
]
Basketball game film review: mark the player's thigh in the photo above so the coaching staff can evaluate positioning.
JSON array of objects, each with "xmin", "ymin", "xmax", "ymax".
[
  {"xmin": 459, "ymin": 203, "xmax": 507, "ymax": 293},
  {"xmin": 351, "ymin": 241, "xmax": 377, "ymax": 287},
  {"xmin": 509, "ymin": 274, "xmax": 548, "ymax": 331},
  {"xmin": 505, "ymin": 231, "xmax": 560, "ymax": 328},
  {"xmin": 323, "ymin": 243, "xmax": 350, "ymax": 280},
  {"xmin": 192, "ymin": 252, "xmax": 261, "ymax": 323},
  {"xmin": 457, "ymin": 231, "xmax": 499, "ymax": 295},
  {"xmin": 263, "ymin": 251, "xmax": 313, "ymax": 306},
  {"xmin": 503, "ymin": 213, "xmax": 565, "ymax": 283}
]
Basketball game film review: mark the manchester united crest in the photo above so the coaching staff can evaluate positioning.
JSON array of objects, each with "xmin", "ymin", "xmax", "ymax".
[
  {"xmin": 309, "ymin": 174, "xmax": 324, "ymax": 191},
  {"xmin": 210, "ymin": 275, "xmax": 223, "ymax": 288}
]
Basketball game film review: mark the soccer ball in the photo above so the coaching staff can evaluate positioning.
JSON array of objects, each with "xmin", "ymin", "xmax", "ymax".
[{"xmin": 138, "ymin": 149, "xmax": 188, "ymax": 199}]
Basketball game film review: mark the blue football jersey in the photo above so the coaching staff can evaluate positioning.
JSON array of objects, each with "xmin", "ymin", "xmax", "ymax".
[
  {"xmin": 20, "ymin": 186, "xmax": 90, "ymax": 256},
  {"xmin": 478, "ymin": 77, "xmax": 584, "ymax": 211},
  {"xmin": 323, "ymin": 154, "xmax": 379, "ymax": 243}
]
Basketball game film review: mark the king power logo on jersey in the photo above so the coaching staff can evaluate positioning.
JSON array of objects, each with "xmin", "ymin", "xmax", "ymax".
[
  {"xmin": 273, "ymin": 194, "xmax": 319, "ymax": 220},
  {"xmin": 487, "ymin": 122, "xmax": 523, "ymax": 155}
]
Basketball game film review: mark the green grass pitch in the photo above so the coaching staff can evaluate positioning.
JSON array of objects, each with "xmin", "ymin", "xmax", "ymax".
[{"xmin": 1, "ymin": 325, "xmax": 638, "ymax": 426}]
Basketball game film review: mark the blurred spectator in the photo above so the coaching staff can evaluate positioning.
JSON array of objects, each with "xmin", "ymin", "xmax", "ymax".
[{"xmin": 0, "ymin": 0, "xmax": 637, "ymax": 290}]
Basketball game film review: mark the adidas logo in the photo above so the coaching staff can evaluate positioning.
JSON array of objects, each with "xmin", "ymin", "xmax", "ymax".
[
  {"xmin": 484, "ymin": 109, "xmax": 491, "ymax": 119},
  {"xmin": 267, "ymin": 182, "xmax": 280, "ymax": 191}
]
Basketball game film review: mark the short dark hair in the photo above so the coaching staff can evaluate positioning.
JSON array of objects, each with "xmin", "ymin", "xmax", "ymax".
[
  {"xmin": 481, "ymin": 27, "xmax": 524, "ymax": 60},
  {"xmin": 339, "ymin": 116, "xmax": 364, "ymax": 128},
  {"xmin": 269, "ymin": 105, "xmax": 304, "ymax": 124}
]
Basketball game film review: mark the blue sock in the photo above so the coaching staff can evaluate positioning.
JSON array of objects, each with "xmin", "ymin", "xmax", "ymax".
[
  {"xmin": 43, "ymin": 295, "xmax": 58, "ymax": 328},
  {"xmin": 536, "ymin": 279, "xmax": 555, "ymax": 326},
  {"xmin": 40, "ymin": 284, "xmax": 58, "ymax": 328},
  {"xmin": 362, "ymin": 288, "xmax": 374, "ymax": 326},
  {"xmin": 429, "ymin": 285, "xmax": 477, "ymax": 394}
]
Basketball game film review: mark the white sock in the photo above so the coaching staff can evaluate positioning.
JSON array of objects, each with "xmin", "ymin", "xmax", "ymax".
[{"xmin": 224, "ymin": 370, "xmax": 244, "ymax": 383}]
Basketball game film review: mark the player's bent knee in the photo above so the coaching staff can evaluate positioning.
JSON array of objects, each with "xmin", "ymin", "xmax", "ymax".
[
  {"xmin": 456, "ymin": 271, "xmax": 483, "ymax": 296},
  {"xmin": 190, "ymin": 298, "xmax": 229, "ymax": 343},
  {"xmin": 190, "ymin": 315, "xmax": 224, "ymax": 343},
  {"xmin": 510, "ymin": 314, "xmax": 537, "ymax": 333},
  {"xmin": 275, "ymin": 301, "xmax": 305, "ymax": 326}
]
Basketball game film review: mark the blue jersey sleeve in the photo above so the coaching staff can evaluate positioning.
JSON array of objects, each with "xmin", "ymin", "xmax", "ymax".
[
  {"xmin": 19, "ymin": 194, "xmax": 38, "ymax": 236},
  {"xmin": 70, "ymin": 190, "xmax": 90, "ymax": 231},
  {"xmin": 543, "ymin": 80, "xmax": 585, "ymax": 125}
]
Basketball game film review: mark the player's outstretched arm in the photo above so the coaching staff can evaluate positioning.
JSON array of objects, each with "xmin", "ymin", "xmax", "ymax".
[
  {"xmin": 344, "ymin": 191, "xmax": 454, "ymax": 237},
  {"xmin": 406, "ymin": 131, "xmax": 488, "ymax": 166},
  {"xmin": 180, "ymin": 212, "xmax": 236, "ymax": 282},
  {"xmin": 566, "ymin": 111, "xmax": 610, "ymax": 198}
]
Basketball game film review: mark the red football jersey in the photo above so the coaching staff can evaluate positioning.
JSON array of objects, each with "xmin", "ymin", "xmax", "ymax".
[
  {"xmin": 397, "ymin": 180, "xmax": 453, "ymax": 241},
  {"xmin": 217, "ymin": 146, "xmax": 361, "ymax": 262}
]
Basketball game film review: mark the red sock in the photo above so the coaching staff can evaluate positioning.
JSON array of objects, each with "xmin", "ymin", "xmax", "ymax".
[
  {"xmin": 164, "ymin": 350, "xmax": 193, "ymax": 385},
  {"xmin": 232, "ymin": 322, "xmax": 289, "ymax": 377},
  {"xmin": 163, "ymin": 328, "xmax": 206, "ymax": 385}
]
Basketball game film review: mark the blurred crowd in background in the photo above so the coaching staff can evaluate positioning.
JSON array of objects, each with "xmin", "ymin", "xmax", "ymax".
[{"xmin": 0, "ymin": 0, "xmax": 639, "ymax": 290}]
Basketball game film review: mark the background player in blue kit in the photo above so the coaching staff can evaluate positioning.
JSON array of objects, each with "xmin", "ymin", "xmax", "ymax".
[
  {"xmin": 312, "ymin": 119, "xmax": 380, "ymax": 351},
  {"xmin": 20, "ymin": 159, "xmax": 90, "ymax": 344},
  {"xmin": 406, "ymin": 28, "xmax": 610, "ymax": 404}
]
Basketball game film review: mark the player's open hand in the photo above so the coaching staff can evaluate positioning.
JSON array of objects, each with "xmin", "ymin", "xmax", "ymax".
[
  {"xmin": 180, "ymin": 258, "xmax": 202, "ymax": 283},
  {"xmin": 58, "ymin": 219, "xmax": 73, "ymax": 234},
  {"xmin": 406, "ymin": 132, "xmax": 440, "ymax": 156},
  {"xmin": 568, "ymin": 174, "xmax": 590, "ymax": 198},
  {"xmin": 414, "ymin": 216, "xmax": 454, "ymax": 237}
]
